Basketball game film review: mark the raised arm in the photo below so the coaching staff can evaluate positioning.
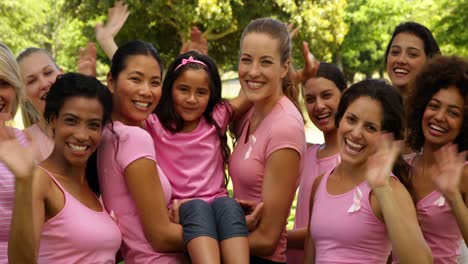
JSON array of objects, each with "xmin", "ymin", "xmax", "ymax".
[
  {"xmin": 124, "ymin": 158, "xmax": 185, "ymax": 252},
  {"xmin": 366, "ymin": 134, "xmax": 432, "ymax": 263},
  {"xmin": 0, "ymin": 132, "xmax": 47, "ymax": 263},
  {"xmin": 302, "ymin": 175, "xmax": 323, "ymax": 264},
  {"xmin": 431, "ymin": 144, "xmax": 468, "ymax": 245},
  {"xmin": 180, "ymin": 26, "xmax": 209, "ymax": 55},
  {"xmin": 248, "ymin": 148, "xmax": 301, "ymax": 256},
  {"xmin": 95, "ymin": 1, "xmax": 130, "ymax": 60},
  {"xmin": 77, "ymin": 42, "xmax": 97, "ymax": 77},
  {"xmin": 288, "ymin": 41, "xmax": 320, "ymax": 86}
]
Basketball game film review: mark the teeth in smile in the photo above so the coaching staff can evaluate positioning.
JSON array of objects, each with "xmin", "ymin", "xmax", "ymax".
[
  {"xmin": 68, "ymin": 143, "xmax": 87, "ymax": 152},
  {"xmin": 394, "ymin": 68, "xmax": 408, "ymax": 74},
  {"xmin": 430, "ymin": 124, "xmax": 447, "ymax": 133},
  {"xmin": 134, "ymin": 101, "xmax": 150, "ymax": 108},
  {"xmin": 247, "ymin": 81, "xmax": 262, "ymax": 88},
  {"xmin": 345, "ymin": 138, "xmax": 364, "ymax": 149},
  {"xmin": 317, "ymin": 113, "xmax": 330, "ymax": 119}
]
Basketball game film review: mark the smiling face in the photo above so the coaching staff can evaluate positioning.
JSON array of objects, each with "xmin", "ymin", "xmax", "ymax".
[
  {"xmin": 108, "ymin": 55, "xmax": 162, "ymax": 127},
  {"xmin": 338, "ymin": 96, "xmax": 383, "ymax": 165},
  {"xmin": 0, "ymin": 78, "xmax": 16, "ymax": 117},
  {"xmin": 172, "ymin": 68, "xmax": 210, "ymax": 132},
  {"xmin": 51, "ymin": 96, "xmax": 103, "ymax": 167},
  {"xmin": 19, "ymin": 52, "xmax": 62, "ymax": 115},
  {"xmin": 422, "ymin": 86, "xmax": 464, "ymax": 148},
  {"xmin": 238, "ymin": 32, "xmax": 289, "ymax": 104},
  {"xmin": 304, "ymin": 77, "xmax": 342, "ymax": 133},
  {"xmin": 386, "ymin": 32, "xmax": 427, "ymax": 93}
]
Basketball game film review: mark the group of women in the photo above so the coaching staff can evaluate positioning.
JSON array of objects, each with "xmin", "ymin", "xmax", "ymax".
[{"xmin": 0, "ymin": 1, "xmax": 467, "ymax": 263}]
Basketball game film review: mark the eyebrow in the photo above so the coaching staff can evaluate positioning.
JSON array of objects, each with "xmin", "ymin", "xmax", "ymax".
[
  {"xmin": 128, "ymin": 71, "xmax": 161, "ymax": 80},
  {"xmin": 240, "ymin": 53, "xmax": 275, "ymax": 60},
  {"xmin": 431, "ymin": 98, "xmax": 462, "ymax": 110},
  {"xmin": 25, "ymin": 65, "xmax": 54, "ymax": 79},
  {"xmin": 62, "ymin": 113, "xmax": 103, "ymax": 122}
]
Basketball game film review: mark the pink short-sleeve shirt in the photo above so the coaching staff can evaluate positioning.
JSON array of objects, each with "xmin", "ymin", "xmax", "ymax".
[
  {"xmin": 98, "ymin": 122, "xmax": 184, "ymax": 264},
  {"xmin": 145, "ymin": 102, "xmax": 232, "ymax": 203},
  {"xmin": 229, "ymin": 96, "xmax": 306, "ymax": 263}
]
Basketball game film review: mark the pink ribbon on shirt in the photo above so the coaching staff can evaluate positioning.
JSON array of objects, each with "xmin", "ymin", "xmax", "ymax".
[{"xmin": 347, "ymin": 186, "xmax": 363, "ymax": 213}]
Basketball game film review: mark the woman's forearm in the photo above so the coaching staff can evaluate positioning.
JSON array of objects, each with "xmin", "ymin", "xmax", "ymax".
[
  {"xmin": 374, "ymin": 186, "xmax": 432, "ymax": 263},
  {"xmin": 8, "ymin": 177, "xmax": 38, "ymax": 263}
]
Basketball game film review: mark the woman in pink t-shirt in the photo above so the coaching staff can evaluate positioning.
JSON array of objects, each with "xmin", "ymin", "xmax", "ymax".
[
  {"xmin": 405, "ymin": 55, "xmax": 468, "ymax": 263},
  {"xmin": 303, "ymin": 79, "xmax": 432, "ymax": 263},
  {"xmin": 229, "ymin": 18, "xmax": 311, "ymax": 263},
  {"xmin": 286, "ymin": 63, "xmax": 346, "ymax": 264},
  {"xmin": 1, "ymin": 72, "xmax": 121, "ymax": 263},
  {"xmin": 97, "ymin": 40, "xmax": 189, "ymax": 264}
]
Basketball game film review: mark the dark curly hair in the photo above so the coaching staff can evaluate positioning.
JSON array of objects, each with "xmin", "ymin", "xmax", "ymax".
[
  {"xmin": 44, "ymin": 72, "xmax": 113, "ymax": 196},
  {"xmin": 335, "ymin": 79, "xmax": 414, "ymax": 200},
  {"xmin": 406, "ymin": 55, "xmax": 468, "ymax": 152}
]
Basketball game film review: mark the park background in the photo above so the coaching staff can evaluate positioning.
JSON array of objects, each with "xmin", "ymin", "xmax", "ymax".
[{"xmin": 2, "ymin": 0, "xmax": 467, "ymax": 227}]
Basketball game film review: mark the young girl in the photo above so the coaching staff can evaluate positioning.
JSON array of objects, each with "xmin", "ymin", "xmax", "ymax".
[
  {"xmin": 303, "ymin": 79, "xmax": 432, "ymax": 263},
  {"xmin": 145, "ymin": 51, "xmax": 251, "ymax": 263},
  {"xmin": 1, "ymin": 72, "xmax": 121, "ymax": 263},
  {"xmin": 286, "ymin": 62, "xmax": 346, "ymax": 264},
  {"xmin": 406, "ymin": 55, "xmax": 468, "ymax": 263},
  {"xmin": 0, "ymin": 42, "xmax": 27, "ymax": 264},
  {"xmin": 229, "ymin": 18, "xmax": 307, "ymax": 264},
  {"xmin": 97, "ymin": 40, "xmax": 187, "ymax": 264}
]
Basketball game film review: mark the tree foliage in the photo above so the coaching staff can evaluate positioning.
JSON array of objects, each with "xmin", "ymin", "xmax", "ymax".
[
  {"xmin": 1, "ymin": 0, "xmax": 466, "ymax": 80},
  {"xmin": 339, "ymin": 0, "xmax": 411, "ymax": 80}
]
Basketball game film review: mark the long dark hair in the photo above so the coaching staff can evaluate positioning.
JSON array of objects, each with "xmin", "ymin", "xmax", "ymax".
[
  {"xmin": 335, "ymin": 79, "xmax": 414, "ymax": 200},
  {"xmin": 44, "ymin": 73, "xmax": 113, "ymax": 195},
  {"xmin": 384, "ymin": 21, "xmax": 440, "ymax": 65},
  {"xmin": 155, "ymin": 51, "xmax": 232, "ymax": 185}
]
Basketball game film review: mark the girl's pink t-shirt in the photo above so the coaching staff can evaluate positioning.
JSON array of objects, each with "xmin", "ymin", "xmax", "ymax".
[
  {"xmin": 145, "ymin": 102, "xmax": 232, "ymax": 203},
  {"xmin": 98, "ymin": 122, "xmax": 184, "ymax": 264},
  {"xmin": 287, "ymin": 144, "xmax": 340, "ymax": 264},
  {"xmin": 229, "ymin": 96, "xmax": 306, "ymax": 263},
  {"xmin": 0, "ymin": 128, "xmax": 27, "ymax": 264}
]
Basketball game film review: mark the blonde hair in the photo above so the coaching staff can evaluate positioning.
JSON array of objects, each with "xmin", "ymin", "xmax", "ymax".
[
  {"xmin": 17, "ymin": 47, "xmax": 59, "ymax": 127},
  {"xmin": 0, "ymin": 42, "xmax": 23, "ymax": 118}
]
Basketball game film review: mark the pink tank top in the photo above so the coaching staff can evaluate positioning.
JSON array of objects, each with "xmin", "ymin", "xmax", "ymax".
[
  {"xmin": 287, "ymin": 144, "xmax": 340, "ymax": 264},
  {"xmin": 412, "ymin": 159, "xmax": 468, "ymax": 263},
  {"xmin": 37, "ymin": 167, "xmax": 122, "ymax": 264},
  {"xmin": 0, "ymin": 128, "xmax": 27, "ymax": 264},
  {"xmin": 310, "ymin": 168, "xmax": 392, "ymax": 263}
]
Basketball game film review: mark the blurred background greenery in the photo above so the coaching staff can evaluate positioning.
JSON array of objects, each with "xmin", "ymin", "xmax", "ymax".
[{"xmin": 1, "ymin": 0, "xmax": 466, "ymax": 82}]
